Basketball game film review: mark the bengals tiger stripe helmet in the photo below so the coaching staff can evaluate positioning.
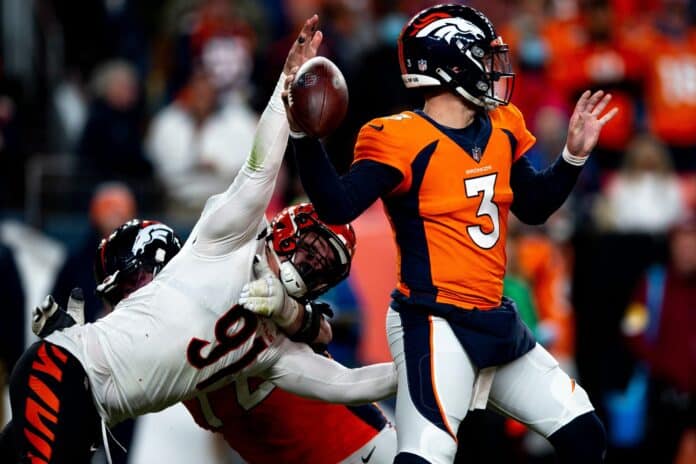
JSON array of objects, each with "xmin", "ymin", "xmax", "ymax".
[{"xmin": 398, "ymin": 4, "xmax": 514, "ymax": 109}]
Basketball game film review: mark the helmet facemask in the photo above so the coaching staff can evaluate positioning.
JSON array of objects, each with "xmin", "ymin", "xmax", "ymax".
[
  {"xmin": 477, "ymin": 37, "xmax": 515, "ymax": 109},
  {"xmin": 268, "ymin": 204, "xmax": 354, "ymax": 301}
]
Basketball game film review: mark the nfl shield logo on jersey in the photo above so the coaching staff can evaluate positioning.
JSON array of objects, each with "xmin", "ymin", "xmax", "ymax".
[
  {"xmin": 417, "ymin": 59, "xmax": 428, "ymax": 72},
  {"xmin": 472, "ymin": 146, "xmax": 482, "ymax": 162}
]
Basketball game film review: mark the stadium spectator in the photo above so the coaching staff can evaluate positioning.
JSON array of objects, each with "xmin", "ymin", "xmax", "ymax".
[
  {"xmin": 550, "ymin": 0, "xmax": 642, "ymax": 169},
  {"xmin": 499, "ymin": 0, "xmax": 568, "ymax": 136},
  {"xmin": 621, "ymin": 215, "xmax": 696, "ymax": 462},
  {"xmin": 77, "ymin": 60, "xmax": 152, "ymax": 184},
  {"xmin": 623, "ymin": 0, "xmax": 696, "ymax": 171},
  {"xmin": 595, "ymin": 133, "xmax": 687, "ymax": 233},
  {"xmin": 147, "ymin": 64, "xmax": 257, "ymax": 215}
]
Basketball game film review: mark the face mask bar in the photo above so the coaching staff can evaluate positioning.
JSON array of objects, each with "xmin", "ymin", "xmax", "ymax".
[
  {"xmin": 289, "ymin": 231, "xmax": 343, "ymax": 299},
  {"xmin": 482, "ymin": 39, "xmax": 515, "ymax": 106}
]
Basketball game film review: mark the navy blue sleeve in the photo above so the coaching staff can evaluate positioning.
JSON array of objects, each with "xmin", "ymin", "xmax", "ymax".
[
  {"xmin": 510, "ymin": 154, "xmax": 583, "ymax": 225},
  {"xmin": 290, "ymin": 137, "xmax": 403, "ymax": 224}
]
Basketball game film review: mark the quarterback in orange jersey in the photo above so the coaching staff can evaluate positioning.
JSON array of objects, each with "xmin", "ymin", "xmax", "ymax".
[{"xmin": 286, "ymin": 4, "xmax": 618, "ymax": 464}]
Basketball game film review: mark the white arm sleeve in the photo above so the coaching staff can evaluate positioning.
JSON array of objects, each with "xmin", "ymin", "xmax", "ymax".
[
  {"xmin": 261, "ymin": 339, "xmax": 397, "ymax": 405},
  {"xmin": 192, "ymin": 75, "xmax": 289, "ymax": 254}
]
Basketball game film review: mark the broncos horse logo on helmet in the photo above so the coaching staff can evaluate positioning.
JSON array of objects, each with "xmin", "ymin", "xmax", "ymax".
[
  {"xmin": 414, "ymin": 17, "xmax": 485, "ymax": 45},
  {"xmin": 398, "ymin": 4, "xmax": 514, "ymax": 109}
]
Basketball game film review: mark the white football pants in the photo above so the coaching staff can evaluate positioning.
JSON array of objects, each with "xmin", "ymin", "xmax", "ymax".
[{"xmin": 386, "ymin": 307, "xmax": 594, "ymax": 464}]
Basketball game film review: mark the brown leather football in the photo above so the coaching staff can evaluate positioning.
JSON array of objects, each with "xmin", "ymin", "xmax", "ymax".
[{"xmin": 288, "ymin": 56, "xmax": 348, "ymax": 138}]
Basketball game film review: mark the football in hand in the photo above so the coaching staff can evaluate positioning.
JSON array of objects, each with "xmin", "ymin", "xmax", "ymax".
[{"xmin": 288, "ymin": 56, "xmax": 348, "ymax": 138}]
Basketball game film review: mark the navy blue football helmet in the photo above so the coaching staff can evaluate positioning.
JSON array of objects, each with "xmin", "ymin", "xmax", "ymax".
[
  {"xmin": 94, "ymin": 219, "xmax": 181, "ymax": 305},
  {"xmin": 398, "ymin": 4, "xmax": 514, "ymax": 109}
]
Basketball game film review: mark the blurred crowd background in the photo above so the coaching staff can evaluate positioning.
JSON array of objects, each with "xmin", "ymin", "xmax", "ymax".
[{"xmin": 0, "ymin": 0, "xmax": 694, "ymax": 463}]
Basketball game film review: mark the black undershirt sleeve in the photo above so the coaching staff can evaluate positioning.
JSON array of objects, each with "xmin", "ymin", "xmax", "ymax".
[
  {"xmin": 290, "ymin": 137, "xmax": 403, "ymax": 224},
  {"xmin": 510, "ymin": 154, "xmax": 584, "ymax": 225}
]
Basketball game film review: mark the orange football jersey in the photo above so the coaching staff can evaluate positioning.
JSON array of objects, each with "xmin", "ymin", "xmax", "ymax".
[
  {"xmin": 353, "ymin": 105, "xmax": 536, "ymax": 309},
  {"xmin": 184, "ymin": 378, "xmax": 382, "ymax": 464}
]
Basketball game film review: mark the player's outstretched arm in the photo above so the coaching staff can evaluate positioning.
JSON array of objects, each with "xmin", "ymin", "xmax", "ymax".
[
  {"xmin": 261, "ymin": 339, "xmax": 396, "ymax": 405},
  {"xmin": 193, "ymin": 16, "xmax": 323, "ymax": 248}
]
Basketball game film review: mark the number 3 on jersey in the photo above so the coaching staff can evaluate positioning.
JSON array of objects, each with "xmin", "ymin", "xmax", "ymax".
[{"xmin": 464, "ymin": 173, "xmax": 500, "ymax": 249}]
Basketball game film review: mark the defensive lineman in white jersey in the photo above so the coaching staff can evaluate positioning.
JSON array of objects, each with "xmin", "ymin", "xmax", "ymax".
[{"xmin": 2, "ymin": 16, "xmax": 396, "ymax": 464}]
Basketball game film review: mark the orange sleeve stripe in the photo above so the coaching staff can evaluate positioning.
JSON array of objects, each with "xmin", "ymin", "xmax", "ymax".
[
  {"xmin": 23, "ymin": 428, "xmax": 52, "ymax": 462},
  {"xmin": 28, "ymin": 375, "xmax": 60, "ymax": 414},
  {"xmin": 31, "ymin": 344, "xmax": 64, "ymax": 382},
  {"xmin": 429, "ymin": 315, "xmax": 457, "ymax": 441},
  {"xmin": 25, "ymin": 396, "xmax": 57, "ymax": 441}
]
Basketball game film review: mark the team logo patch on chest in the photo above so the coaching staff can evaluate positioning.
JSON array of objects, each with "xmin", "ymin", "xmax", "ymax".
[{"xmin": 471, "ymin": 146, "xmax": 482, "ymax": 162}]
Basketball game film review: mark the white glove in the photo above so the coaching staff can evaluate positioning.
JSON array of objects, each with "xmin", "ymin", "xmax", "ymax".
[
  {"xmin": 32, "ymin": 288, "xmax": 85, "ymax": 338},
  {"xmin": 239, "ymin": 255, "xmax": 301, "ymax": 328},
  {"xmin": 66, "ymin": 288, "xmax": 86, "ymax": 326}
]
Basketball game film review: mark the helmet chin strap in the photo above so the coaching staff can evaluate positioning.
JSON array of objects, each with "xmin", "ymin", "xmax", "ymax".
[{"xmin": 267, "ymin": 244, "xmax": 308, "ymax": 299}]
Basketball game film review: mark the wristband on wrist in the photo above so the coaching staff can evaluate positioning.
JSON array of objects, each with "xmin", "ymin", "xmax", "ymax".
[
  {"xmin": 289, "ymin": 303, "xmax": 323, "ymax": 344},
  {"xmin": 562, "ymin": 145, "xmax": 588, "ymax": 166}
]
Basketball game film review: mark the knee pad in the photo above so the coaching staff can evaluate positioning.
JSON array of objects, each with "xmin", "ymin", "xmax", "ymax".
[
  {"xmin": 548, "ymin": 411, "xmax": 607, "ymax": 463},
  {"xmin": 394, "ymin": 452, "xmax": 432, "ymax": 463}
]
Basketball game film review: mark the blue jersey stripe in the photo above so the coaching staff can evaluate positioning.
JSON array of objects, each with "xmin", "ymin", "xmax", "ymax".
[{"xmin": 385, "ymin": 141, "xmax": 439, "ymax": 300}]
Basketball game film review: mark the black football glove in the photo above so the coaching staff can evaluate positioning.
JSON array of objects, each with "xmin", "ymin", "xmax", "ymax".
[{"xmin": 289, "ymin": 301, "xmax": 334, "ymax": 346}]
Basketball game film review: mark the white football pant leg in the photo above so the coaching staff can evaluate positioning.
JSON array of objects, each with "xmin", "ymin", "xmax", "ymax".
[
  {"xmin": 339, "ymin": 422, "xmax": 397, "ymax": 464},
  {"xmin": 487, "ymin": 343, "xmax": 595, "ymax": 437},
  {"xmin": 262, "ymin": 337, "xmax": 397, "ymax": 404},
  {"xmin": 387, "ymin": 308, "xmax": 476, "ymax": 464}
]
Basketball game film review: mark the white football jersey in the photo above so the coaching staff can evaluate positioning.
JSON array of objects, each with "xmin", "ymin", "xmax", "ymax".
[{"xmin": 47, "ymin": 76, "xmax": 291, "ymax": 425}]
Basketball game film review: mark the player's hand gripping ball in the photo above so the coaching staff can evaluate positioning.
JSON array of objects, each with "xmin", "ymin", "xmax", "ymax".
[{"xmin": 288, "ymin": 56, "xmax": 348, "ymax": 138}]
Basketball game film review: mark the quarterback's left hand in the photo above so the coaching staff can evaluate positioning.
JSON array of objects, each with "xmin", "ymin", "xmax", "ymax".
[
  {"xmin": 566, "ymin": 90, "xmax": 619, "ymax": 158},
  {"xmin": 239, "ymin": 256, "xmax": 301, "ymax": 328}
]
